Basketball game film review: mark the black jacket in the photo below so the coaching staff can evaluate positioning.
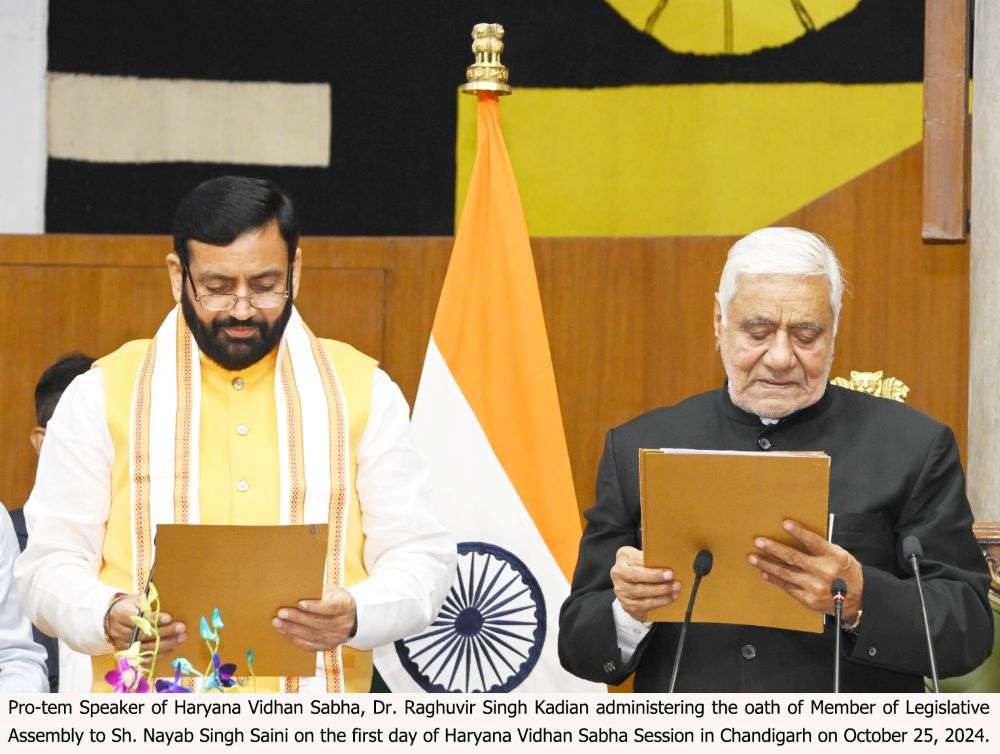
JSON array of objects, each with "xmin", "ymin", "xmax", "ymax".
[{"xmin": 559, "ymin": 386, "xmax": 994, "ymax": 691}]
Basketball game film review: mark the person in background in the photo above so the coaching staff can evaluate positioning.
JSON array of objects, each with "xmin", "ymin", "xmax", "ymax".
[
  {"xmin": 10, "ymin": 353, "xmax": 95, "ymax": 692},
  {"xmin": 0, "ymin": 503, "xmax": 48, "ymax": 691}
]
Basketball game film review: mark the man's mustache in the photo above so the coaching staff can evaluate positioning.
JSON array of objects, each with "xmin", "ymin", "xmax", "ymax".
[{"xmin": 213, "ymin": 318, "xmax": 265, "ymax": 336}]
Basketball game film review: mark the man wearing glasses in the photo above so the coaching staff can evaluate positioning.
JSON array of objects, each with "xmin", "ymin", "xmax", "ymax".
[{"xmin": 16, "ymin": 176, "xmax": 455, "ymax": 692}]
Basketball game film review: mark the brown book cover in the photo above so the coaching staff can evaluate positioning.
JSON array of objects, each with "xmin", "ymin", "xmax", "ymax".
[
  {"xmin": 150, "ymin": 524, "xmax": 329, "ymax": 678},
  {"xmin": 640, "ymin": 449, "xmax": 830, "ymax": 633}
]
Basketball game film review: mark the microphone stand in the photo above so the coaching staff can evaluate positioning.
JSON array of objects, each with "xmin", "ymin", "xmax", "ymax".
[
  {"xmin": 668, "ymin": 549, "xmax": 712, "ymax": 693},
  {"xmin": 908, "ymin": 551, "xmax": 940, "ymax": 693},
  {"xmin": 831, "ymin": 579, "xmax": 846, "ymax": 693}
]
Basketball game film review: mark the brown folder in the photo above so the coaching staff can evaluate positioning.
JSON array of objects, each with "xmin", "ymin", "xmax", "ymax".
[
  {"xmin": 640, "ymin": 449, "xmax": 830, "ymax": 633},
  {"xmin": 150, "ymin": 524, "xmax": 328, "ymax": 678}
]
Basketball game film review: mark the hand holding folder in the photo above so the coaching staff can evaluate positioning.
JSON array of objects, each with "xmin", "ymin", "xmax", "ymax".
[
  {"xmin": 150, "ymin": 524, "xmax": 330, "ymax": 677},
  {"xmin": 639, "ymin": 448, "xmax": 830, "ymax": 633}
]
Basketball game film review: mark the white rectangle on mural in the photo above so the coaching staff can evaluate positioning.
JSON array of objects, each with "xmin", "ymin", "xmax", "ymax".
[
  {"xmin": 48, "ymin": 73, "xmax": 330, "ymax": 166},
  {"xmin": 0, "ymin": 0, "xmax": 48, "ymax": 232}
]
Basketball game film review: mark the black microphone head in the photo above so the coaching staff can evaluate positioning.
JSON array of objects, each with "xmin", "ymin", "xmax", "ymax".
[
  {"xmin": 693, "ymin": 549, "xmax": 713, "ymax": 576},
  {"xmin": 831, "ymin": 578, "xmax": 847, "ymax": 597},
  {"xmin": 903, "ymin": 535, "xmax": 923, "ymax": 561}
]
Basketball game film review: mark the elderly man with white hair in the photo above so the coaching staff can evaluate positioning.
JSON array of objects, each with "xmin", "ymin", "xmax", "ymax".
[{"xmin": 559, "ymin": 227, "xmax": 994, "ymax": 691}]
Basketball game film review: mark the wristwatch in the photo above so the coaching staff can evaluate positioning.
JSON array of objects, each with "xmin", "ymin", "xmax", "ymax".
[{"xmin": 841, "ymin": 608, "xmax": 863, "ymax": 636}]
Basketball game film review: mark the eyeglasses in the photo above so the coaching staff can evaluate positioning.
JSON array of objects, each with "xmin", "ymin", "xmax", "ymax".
[{"xmin": 183, "ymin": 261, "xmax": 292, "ymax": 312}]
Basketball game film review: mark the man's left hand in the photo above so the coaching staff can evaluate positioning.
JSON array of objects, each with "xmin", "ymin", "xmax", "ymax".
[
  {"xmin": 273, "ymin": 586, "xmax": 358, "ymax": 652},
  {"xmin": 748, "ymin": 519, "xmax": 863, "ymax": 622}
]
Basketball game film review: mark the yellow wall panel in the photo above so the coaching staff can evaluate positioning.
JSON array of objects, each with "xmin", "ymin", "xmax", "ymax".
[{"xmin": 456, "ymin": 83, "xmax": 922, "ymax": 237}]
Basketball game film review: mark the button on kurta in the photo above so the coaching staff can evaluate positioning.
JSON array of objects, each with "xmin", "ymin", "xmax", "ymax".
[
  {"xmin": 741, "ymin": 644, "xmax": 757, "ymax": 659},
  {"xmin": 232, "ymin": 377, "xmax": 245, "ymax": 390},
  {"xmin": 236, "ymin": 423, "xmax": 249, "ymax": 436},
  {"xmin": 235, "ymin": 479, "xmax": 250, "ymax": 493},
  {"xmin": 757, "ymin": 437, "xmax": 772, "ymax": 450}
]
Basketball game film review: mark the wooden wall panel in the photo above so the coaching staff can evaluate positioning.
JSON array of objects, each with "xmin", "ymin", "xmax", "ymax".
[
  {"xmin": 783, "ymin": 142, "xmax": 969, "ymax": 463},
  {"xmin": 0, "ymin": 143, "xmax": 970, "ymax": 522},
  {"xmin": 534, "ymin": 237, "xmax": 728, "ymax": 507},
  {"xmin": 922, "ymin": 0, "xmax": 971, "ymax": 241},
  {"xmin": 0, "ymin": 236, "xmax": 387, "ymax": 508}
]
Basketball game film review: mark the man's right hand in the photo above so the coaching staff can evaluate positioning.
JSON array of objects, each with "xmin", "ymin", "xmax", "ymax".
[
  {"xmin": 106, "ymin": 596, "xmax": 187, "ymax": 660},
  {"xmin": 611, "ymin": 546, "xmax": 683, "ymax": 622}
]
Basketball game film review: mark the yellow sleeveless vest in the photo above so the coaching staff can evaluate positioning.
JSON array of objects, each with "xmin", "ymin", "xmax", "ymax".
[{"xmin": 91, "ymin": 338, "xmax": 377, "ymax": 693}]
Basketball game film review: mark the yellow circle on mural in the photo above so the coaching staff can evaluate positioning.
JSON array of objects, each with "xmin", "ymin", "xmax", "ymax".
[{"xmin": 606, "ymin": 0, "xmax": 860, "ymax": 55}]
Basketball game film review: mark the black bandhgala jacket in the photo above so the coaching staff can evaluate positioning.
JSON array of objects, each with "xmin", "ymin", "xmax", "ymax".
[{"xmin": 559, "ymin": 385, "xmax": 994, "ymax": 692}]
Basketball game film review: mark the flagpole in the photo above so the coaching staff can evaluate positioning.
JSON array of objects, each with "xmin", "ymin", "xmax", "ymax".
[
  {"xmin": 460, "ymin": 23, "xmax": 512, "ymax": 96},
  {"xmin": 372, "ymin": 21, "xmax": 601, "ymax": 692}
]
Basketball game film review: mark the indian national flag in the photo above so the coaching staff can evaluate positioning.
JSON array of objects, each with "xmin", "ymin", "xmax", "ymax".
[{"xmin": 374, "ymin": 92, "xmax": 602, "ymax": 692}]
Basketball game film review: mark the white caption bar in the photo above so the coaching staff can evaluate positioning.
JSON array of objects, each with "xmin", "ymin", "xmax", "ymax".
[{"xmin": 2, "ymin": 693, "xmax": 997, "ymax": 752}]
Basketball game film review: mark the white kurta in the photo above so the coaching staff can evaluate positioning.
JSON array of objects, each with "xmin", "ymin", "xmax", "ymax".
[{"xmin": 15, "ymin": 366, "xmax": 456, "ymax": 690}]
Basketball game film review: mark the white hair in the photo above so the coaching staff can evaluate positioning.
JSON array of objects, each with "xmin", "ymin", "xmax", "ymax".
[{"xmin": 717, "ymin": 227, "xmax": 844, "ymax": 332}]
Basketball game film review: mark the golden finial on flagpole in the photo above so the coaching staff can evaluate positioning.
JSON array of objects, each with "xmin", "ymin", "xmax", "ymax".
[{"xmin": 461, "ymin": 23, "xmax": 511, "ymax": 95}]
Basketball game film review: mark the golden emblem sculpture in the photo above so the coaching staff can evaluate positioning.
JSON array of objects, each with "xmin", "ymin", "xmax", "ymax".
[
  {"xmin": 461, "ymin": 23, "xmax": 511, "ymax": 95},
  {"xmin": 830, "ymin": 370, "xmax": 910, "ymax": 403}
]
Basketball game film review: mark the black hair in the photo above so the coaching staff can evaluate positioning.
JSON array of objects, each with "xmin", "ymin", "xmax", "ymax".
[
  {"xmin": 35, "ymin": 353, "xmax": 95, "ymax": 427},
  {"xmin": 171, "ymin": 176, "xmax": 299, "ymax": 266}
]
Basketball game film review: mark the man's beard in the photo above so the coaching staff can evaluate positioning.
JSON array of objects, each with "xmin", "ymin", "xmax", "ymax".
[{"xmin": 181, "ymin": 290, "xmax": 292, "ymax": 371}]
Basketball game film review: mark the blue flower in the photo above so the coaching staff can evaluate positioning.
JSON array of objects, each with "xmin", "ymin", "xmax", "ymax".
[
  {"xmin": 171, "ymin": 657, "xmax": 198, "ymax": 676},
  {"xmin": 212, "ymin": 653, "xmax": 237, "ymax": 688},
  {"xmin": 199, "ymin": 616, "xmax": 219, "ymax": 642},
  {"xmin": 155, "ymin": 667, "xmax": 192, "ymax": 693},
  {"xmin": 211, "ymin": 607, "xmax": 224, "ymax": 630}
]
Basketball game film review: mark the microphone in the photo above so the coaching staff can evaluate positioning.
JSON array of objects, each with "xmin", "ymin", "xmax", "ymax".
[
  {"xmin": 903, "ymin": 535, "xmax": 940, "ymax": 693},
  {"xmin": 831, "ymin": 578, "xmax": 847, "ymax": 693},
  {"xmin": 668, "ymin": 549, "xmax": 713, "ymax": 692}
]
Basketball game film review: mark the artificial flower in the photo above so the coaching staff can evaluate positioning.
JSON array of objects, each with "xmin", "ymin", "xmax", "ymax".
[
  {"xmin": 115, "ymin": 641, "xmax": 142, "ymax": 663},
  {"xmin": 154, "ymin": 667, "xmax": 192, "ymax": 693},
  {"xmin": 172, "ymin": 657, "xmax": 198, "ymax": 676},
  {"xmin": 212, "ymin": 653, "xmax": 237, "ymax": 688},
  {"xmin": 199, "ymin": 616, "xmax": 219, "ymax": 642},
  {"xmin": 131, "ymin": 615, "xmax": 155, "ymax": 638},
  {"xmin": 105, "ymin": 657, "xmax": 150, "ymax": 693}
]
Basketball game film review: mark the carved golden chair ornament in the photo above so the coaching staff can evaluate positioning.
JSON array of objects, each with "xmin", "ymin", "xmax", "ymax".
[{"xmin": 830, "ymin": 370, "xmax": 910, "ymax": 403}]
